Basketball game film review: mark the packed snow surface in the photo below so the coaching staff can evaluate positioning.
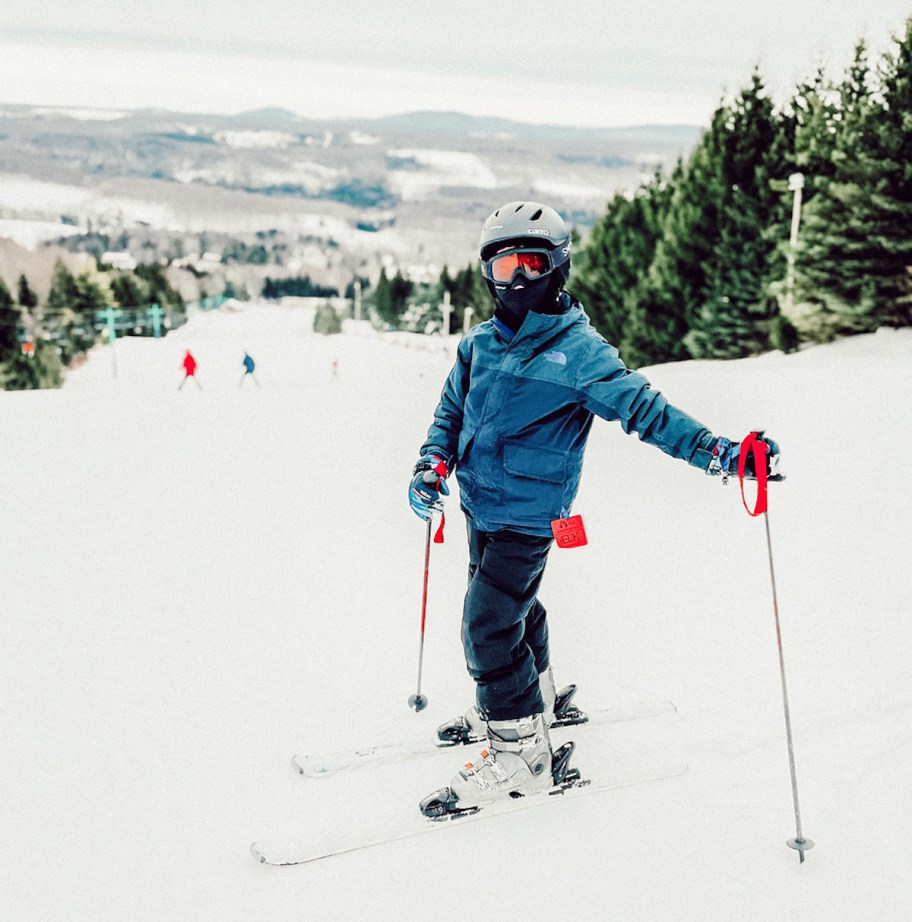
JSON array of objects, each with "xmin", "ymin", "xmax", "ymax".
[{"xmin": 1, "ymin": 304, "xmax": 910, "ymax": 921}]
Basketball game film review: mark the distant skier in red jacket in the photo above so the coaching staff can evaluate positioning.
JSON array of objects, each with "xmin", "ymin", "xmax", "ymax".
[{"xmin": 179, "ymin": 349, "xmax": 202, "ymax": 390}]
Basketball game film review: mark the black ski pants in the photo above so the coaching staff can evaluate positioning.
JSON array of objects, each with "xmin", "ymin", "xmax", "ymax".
[{"xmin": 462, "ymin": 517, "xmax": 553, "ymax": 721}]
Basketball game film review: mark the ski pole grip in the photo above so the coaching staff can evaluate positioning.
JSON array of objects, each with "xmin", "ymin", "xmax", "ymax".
[
  {"xmin": 421, "ymin": 460, "xmax": 448, "ymax": 544},
  {"xmin": 738, "ymin": 431, "xmax": 769, "ymax": 517}
]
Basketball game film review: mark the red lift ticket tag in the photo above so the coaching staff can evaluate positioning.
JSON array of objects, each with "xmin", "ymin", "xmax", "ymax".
[{"xmin": 550, "ymin": 514, "xmax": 588, "ymax": 549}]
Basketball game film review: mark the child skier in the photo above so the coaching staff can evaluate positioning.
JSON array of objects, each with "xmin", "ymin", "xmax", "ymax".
[{"xmin": 408, "ymin": 201, "xmax": 779, "ymax": 817}]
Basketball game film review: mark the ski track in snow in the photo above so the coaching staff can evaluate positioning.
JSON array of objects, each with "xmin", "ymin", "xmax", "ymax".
[{"xmin": 1, "ymin": 304, "xmax": 911, "ymax": 921}]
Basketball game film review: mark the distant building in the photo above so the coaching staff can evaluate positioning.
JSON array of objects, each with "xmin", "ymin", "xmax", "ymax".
[
  {"xmin": 101, "ymin": 251, "xmax": 137, "ymax": 270},
  {"xmin": 171, "ymin": 252, "xmax": 223, "ymax": 272}
]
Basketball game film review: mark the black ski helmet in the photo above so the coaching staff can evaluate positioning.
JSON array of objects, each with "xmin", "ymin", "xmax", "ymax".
[{"xmin": 479, "ymin": 201, "xmax": 571, "ymax": 287}]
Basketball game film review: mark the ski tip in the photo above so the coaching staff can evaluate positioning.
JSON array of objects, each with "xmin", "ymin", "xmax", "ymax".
[
  {"xmin": 291, "ymin": 754, "xmax": 335, "ymax": 777},
  {"xmin": 291, "ymin": 755, "xmax": 319, "ymax": 776},
  {"xmin": 249, "ymin": 843, "xmax": 267, "ymax": 864}
]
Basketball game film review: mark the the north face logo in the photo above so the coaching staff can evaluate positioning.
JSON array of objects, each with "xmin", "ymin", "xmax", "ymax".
[{"xmin": 543, "ymin": 351, "xmax": 567, "ymax": 366}]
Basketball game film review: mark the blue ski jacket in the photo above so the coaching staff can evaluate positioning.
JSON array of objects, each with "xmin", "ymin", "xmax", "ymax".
[{"xmin": 420, "ymin": 297, "xmax": 717, "ymax": 537}]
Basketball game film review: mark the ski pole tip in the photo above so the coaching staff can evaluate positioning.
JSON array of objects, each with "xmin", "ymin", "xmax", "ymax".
[
  {"xmin": 787, "ymin": 836, "xmax": 814, "ymax": 862},
  {"xmin": 408, "ymin": 693, "xmax": 429, "ymax": 712}
]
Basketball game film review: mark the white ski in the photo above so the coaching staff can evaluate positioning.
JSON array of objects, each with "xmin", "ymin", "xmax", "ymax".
[
  {"xmin": 292, "ymin": 699, "xmax": 676, "ymax": 778},
  {"xmin": 251, "ymin": 755, "xmax": 688, "ymax": 867}
]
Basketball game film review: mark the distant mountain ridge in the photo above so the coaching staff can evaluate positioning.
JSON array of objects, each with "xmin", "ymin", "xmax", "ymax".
[
  {"xmin": 344, "ymin": 110, "xmax": 701, "ymax": 143},
  {"xmin": 2, "ymin": 101, "xmax": 701, "ymax": 145},
  {"xmin": 0, "ymin": 102, "xmax": 701, "ymax": 284},
  {"xmin": 200, "ymin": 107, "xmax": 703, "ymax": 144}
]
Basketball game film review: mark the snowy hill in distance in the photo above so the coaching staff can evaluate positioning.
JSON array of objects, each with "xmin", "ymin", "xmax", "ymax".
[
  {"xmin": 0, "ymin": 103, "xmax": 699, "ymax": 269},
  {"xmin": 1, "ymin": 303, "xmax": 911, "ymax": 920}
]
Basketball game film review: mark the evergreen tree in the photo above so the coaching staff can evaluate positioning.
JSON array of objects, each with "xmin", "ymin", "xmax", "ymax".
[
  {"xmin": 686, "ymin": 72, "xmax": 790, "ymax": 358},
  {"xmin": 389, "ymin": 271, "xmax": 413, "ymax": 322},
  {"xmin": 622, "ymin": 130, "xmax": 724, "ymax": 364},
  {"xmin": 313, "ymin": 301, "xmax": 343, "ymax": 334},
  {"xmin": 134, "ymin": 263, "xmax": 184, "ymax": 308},
  {"xmin": 790, "ymin": 66, "xmax": 841, "ymax": 186},
  {"xmin": 44, "ymin": 262, "xmax": 107, "ymax": 362},
  {"xmin": 17, "ymin": 274, "xmax": 38, "ymax": 310},
  {"xmin": 773, "ymin": 65, "xmax": 840, "ymax": 341},
  {"xmin": 0, "ymin": 277, "xmax": 63, "ymax": 389},
  {"xmin": 45, "ymin": 261, "xmax": 81, "ymax": 365},
  {"xmin": 72, "ymin": 272, "xmax": 110, "ymax": 352},
  {"xmin": 1, "ymin": 339, "xmax": 63, "ymax": 390},
  {"xmin": 687, "ymin": 187, "xmax": 777, "ymax": 357},
  {"xmin": 372, "ymin": 268, "xmax": 394, "ymax": 324},
  {"xmin": 868, "ymin": 18, "xmax": 912, "ymax": 325},
  {"xmin": 574, "ymin": 171, "xmax": 672, "ymax": 347},
  {"xmin": 790, "ymin": 42, "xmax": 878, "ymax": 337},
  {"xmin": 262, "ymin": 276, "xmax": 337, "ymax": 299},
  {"xmin": 370, "ymin": 269, "xmax": 413, "ymax": 328},
  {"xmin": 471, "ymin": 268, "xmax": 493, "ymax": 323},
  {"xmin": 437, "ymin": 266, "xmax": 463, "ymax": 332},
  {"xmin": 0, "ymin": 277, "xmax": 19, "ymax": 360},
  {"xmin": 613, "ymin": 73, "xmax": 791, "ymax": 364},
  {"xmin": 110, "ymin": 273, "xmax": 148, "ymax": 308},
  {"xmin": 790, "ymin": 36, "xmax": 912, "ymax": 336},
  {"xmin": 450, "ymin": 263, "xmax": 492, "ymax": 325},
  {"xmin": 46, "ymin": 260, "xmax": 79, "ymax": 317}
]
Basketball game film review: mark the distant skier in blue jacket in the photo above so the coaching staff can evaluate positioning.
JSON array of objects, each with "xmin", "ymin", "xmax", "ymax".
[
  {"xmin": 409, "ymin": 201, "xmax": 780, "ymax": 817},
  {"xmin": 240, "ymin": 351, "xmax": 259, "ymax": 387}
]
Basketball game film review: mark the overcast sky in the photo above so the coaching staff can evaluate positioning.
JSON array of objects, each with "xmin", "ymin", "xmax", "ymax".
[{"xmin": 1, "ymin": 2, "xmax": 910, "ymax": 127}]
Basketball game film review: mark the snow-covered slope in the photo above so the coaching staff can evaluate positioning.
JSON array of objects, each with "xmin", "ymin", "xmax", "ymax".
[{"xmin": 1, "ymin": 305, "xmax": 910, "ymax": 921}]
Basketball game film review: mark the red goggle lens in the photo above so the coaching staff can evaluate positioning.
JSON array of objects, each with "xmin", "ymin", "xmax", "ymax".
[{"xmin": 488, "ymin": 250, "xmax": 551, "ymax": 283}]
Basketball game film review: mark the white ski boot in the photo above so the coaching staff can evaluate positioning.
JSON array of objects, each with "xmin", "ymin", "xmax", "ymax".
[
  {"xmin": 435, "ymin": 668, "xmax": 586, "ymax": 746},
  {"xmin": 420, "ymin": 713, "xmax": 577, "ymax": 817}
]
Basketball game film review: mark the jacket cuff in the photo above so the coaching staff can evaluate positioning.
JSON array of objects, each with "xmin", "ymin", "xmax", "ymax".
[
  {"xmin": 414, "ymin": 450, "xmax": 453, "ymax": 475},
  {"xmin": 689, "ymin": 432, "xmax": 719, "ymax": 470}
]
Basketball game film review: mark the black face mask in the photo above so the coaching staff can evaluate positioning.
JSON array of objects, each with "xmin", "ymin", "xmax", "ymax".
[{"xmin": 494, "ymin": 275, "xmax": 559, "ymax": 328}]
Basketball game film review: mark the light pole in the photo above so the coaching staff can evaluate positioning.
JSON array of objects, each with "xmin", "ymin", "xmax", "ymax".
[
  {"xmin": 785, "ymin": 172, "xmax": 805, "ymax": 314},
  {"xmin": 353, "ymin": 280, "xmax": 362, "ymax": 322}
]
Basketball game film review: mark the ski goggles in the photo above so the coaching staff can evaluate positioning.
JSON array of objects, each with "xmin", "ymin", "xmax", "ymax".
[{"xmin": 482, "ymin": 246, "xmax": 569, "ymax": 285}]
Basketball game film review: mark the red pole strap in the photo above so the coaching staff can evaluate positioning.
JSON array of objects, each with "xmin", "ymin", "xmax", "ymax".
[
  {"xmin": 738, "ymin": 431, "xmax": 769, "ymax": 517},
  {"xmin": 432, "ymin": 460, "xmax": 448, "ymax": 544}
]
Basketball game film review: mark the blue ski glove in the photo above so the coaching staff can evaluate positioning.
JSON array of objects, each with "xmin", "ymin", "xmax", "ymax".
[
  {"xmin": 409, "ymin": 455, "xmax": 450, "ymax": 520},
  {"xmin": 707, "ymin": 435, "xmax": 782, "ymax": 482}
]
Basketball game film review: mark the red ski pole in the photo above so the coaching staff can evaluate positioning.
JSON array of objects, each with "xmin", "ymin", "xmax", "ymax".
[
  {"xmin": 407, "ymin": 462, "xmax": 447, "ymax": 712},
  {"xmin": 408, "ymin": 516, "xmax": 433, "ymax": 712},
  {"xmin": 739, "ymin": 431, "xmax": 814, "ymax": 863}
]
